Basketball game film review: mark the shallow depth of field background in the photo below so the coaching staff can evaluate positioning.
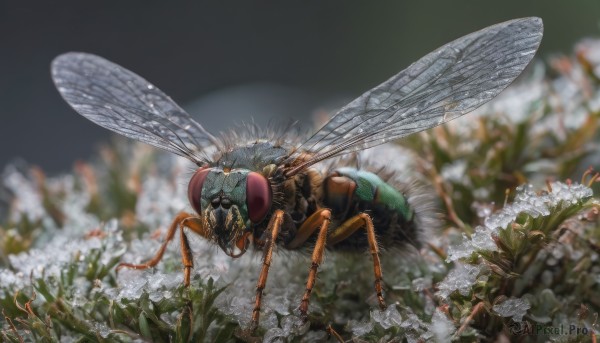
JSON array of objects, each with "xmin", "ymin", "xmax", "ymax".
[{"xmin": 1, "ymin": 1, "xmax": 599, "ymax": 173}]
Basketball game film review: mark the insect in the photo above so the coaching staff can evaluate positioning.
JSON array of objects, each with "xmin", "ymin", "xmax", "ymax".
[{"xmin": 51, "ymin": 17, "xmax": 543, "ymax": 331}]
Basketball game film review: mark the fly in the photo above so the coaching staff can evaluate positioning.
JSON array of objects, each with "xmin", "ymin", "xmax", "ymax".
[{"xmin": 51, "ymin": 17, "xmax": 543, "ymax": 332}]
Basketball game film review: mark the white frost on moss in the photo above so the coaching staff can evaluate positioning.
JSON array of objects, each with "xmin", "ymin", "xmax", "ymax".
[
  {"xmin": 440, "ymin": 160, "xmax": 468, "ymax": 184},
  {"xmin": 447, "ymin": 182, "xmax": 593, "ymax": 262},
  {"xmin": 578, "ymin": 39, "xmax": 600, "ymax": 78},
  {"xmin": 371, "ymin": 305, "xmax": 403, "ymax": 329},
  {"xmin": 411, "ymin": 276, "xmax": 432, "ymax": 292},
  {"xmin": 492, "ymin": 297, "xmax": 530, "ymax": 322},
  {"xmin": 0, "ymin": 268, "xmax": 26, "ymax": 297},
  {"xmin": 436, "ymin": 263, "xmax": 487, "ymax": 299},
  {"xmin": 350, "ymin": 319, "xmax": 374, "ymax": 337},
  {"xmin": 1, "ymin": 219, "xmax": 124, "ymax": 292},
  {"xmin": 262, "ymin": 315, "xmax": 309, "ymax": 342},
  {"xmin": 350, "ymin": 305, "xmax": 427, "ymax": 340},
  {"xmin": 110, "ymin": 270, "xmax": 183, "ymax": 302},
  {"xmin": 2, "ymin": 165, "xmax": 45, "ymax": 222},
  {"xmin": 135, "ymin": 166, "xmax": 189, "ymax": 230},
  {"xmin": 473, "ymin": 65, "xmax": 546, "ymax": 123},
  {"xmin": 427, "ymin": 309, "xmax": 456, "ymax": 342},
  {"xmin": 56, "ymin": 175, "xmax": 101, "ymax": 234}
]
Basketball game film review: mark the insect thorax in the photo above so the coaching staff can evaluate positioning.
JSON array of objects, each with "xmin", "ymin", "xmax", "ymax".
[{"xmin": 213, "ymin": 141, "xmax": 289, "ymax": 171}]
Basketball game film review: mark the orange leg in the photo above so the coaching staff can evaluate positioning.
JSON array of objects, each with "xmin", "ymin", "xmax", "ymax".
[
  {"xmin": 286, "ymin": 208, "xmax": 332, "ymax": 249},
  {"xmin": 250, "ymin": 209, "xmax": 284, "ymax": 331},
  {"xmin": 292, "ymin": 209, "xmax": 332, "ymax": 317},
  {"xmin": 328, "ymin": 212, "xmax": 386, "ymax": 310},
  {"xmin": 116, "ymin": 211, "xmax": 210, "ymax": 286}
]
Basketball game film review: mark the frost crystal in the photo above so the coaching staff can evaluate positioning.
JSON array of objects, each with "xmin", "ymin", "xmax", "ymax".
[
  {"xmin": 2, "ymin": 164, "xmax": 45, "ymax": 222},
  {"xmin": 473, "ymin": 68, "xmax": 546, "ymax": 123},
  {"xmin": 441, "ymin": 160, "xmax": 468, "ymax": 184},
  {"xmin": 0, "ymin": 269, "xmax": 25, "ymax": 297},
  {"xmin": 93, "ymin": 322, "xmax": 111, "ymax": 338},
  {"xmin": 411, "ymin": 276, "xmax": 432, "ymax": 292},
  {"xmin": 427, "ymin": 309, "xmax": 456, "ymax": 341},
  {"xmin": 350, "ymin": 320, "xmax": 374, "ymax": 337},
  {"xmin": 492, "ymin": 297, "xmax": 530, "ymax": 322},
  {"xmin": 1, "ymin": 212, "xmax": 125, "ymax": 299},
  {"xmin": 447, "ymin": 182, "xmax": 592, "ymax": 261},
  {"xmin": 263, "ymin": 328, "xmax": 286, "ymax": 343},
  {"xmin": 371, "ymin": 305, "xmax": 403, "ymax": 329},
  {"xmin": 436, "ymin": 263, "xmax": 486, "ymax": 299},
  {"xmin": 135, "ymin": 170, "xmax": 188, "ymax": 230}
]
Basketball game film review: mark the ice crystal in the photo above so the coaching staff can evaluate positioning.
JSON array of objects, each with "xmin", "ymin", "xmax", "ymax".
[
  {"xmin": 578, "ymin": 39, "xmax": 600, "ymax": 77},
  {"xmin": 350, "ymin": 320, "xmax": 374, "ymax": 337},
  {"xmin": 5, "ymin": 219, "xmax": 122, "ymax": 280},
  {"xmin": 2, "ymin": 164, "xmax": 45, "ymax": 222},
  {"xmin": 492, "ymin": 297, "xmax": 530, "ymax": 322},
  {"xmin": 440, "ymin": 160, "xmax": 468, "ymax": 184},
  {"xmin": 371, "ymin": 305, "xmax": 403, "ymax": 329},
  {"xmin": 0, "ymin": 268, "xmax": 26, "ymax": 297},
  {"xmin": 473, "ymin": 64, "xmax": 546, "ymax": 123},
  {"xmin": 447, "ymin": 182, "xmax": 593, "ymax": 262},
  {"xmin": 436, "ymin": 263, "xmax": 486, "ymax": 299},
  {"xmin": 411, "ymin": 276, "xmax": 432, "ymax": 292},
  {"xmin": 427, "ymin": 309, "xmax": 456, "ymax": 342},
  {"xmin": 135, "ymin": 165, "xmax": 188, "ymax": 230}
]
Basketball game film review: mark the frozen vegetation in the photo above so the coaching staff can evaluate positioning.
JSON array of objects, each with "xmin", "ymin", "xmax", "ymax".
[{"xmin": 2, "ymin": 40, "xmax": 600, "ymax": 342}]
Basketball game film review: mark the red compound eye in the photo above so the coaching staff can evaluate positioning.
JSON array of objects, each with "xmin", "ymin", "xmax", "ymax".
[
  {"xmin": 187, "ymin": 168, "xmax": 211, "ymax": 214},
  {"xmin": 246, "ymin": 172, "xmax": 271, "ymax": 223}
]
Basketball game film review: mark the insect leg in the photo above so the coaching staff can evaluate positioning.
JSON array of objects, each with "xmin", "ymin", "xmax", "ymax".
[
  {"xmin": 179, "ymin": 216, "xmax": 207, "ymax": 286},
  {"xmin": 250, "ymin": 209, "xmax": 284, "ymax": 331},
  {"xmin": 328, "ymin": 213, "xmax": 386, "ymax": 310},
  {"xmin": 116, "ymin": 211, "xmax": 209, "ymax": 286},
  {"xmin": 179, "ymin": 225, "xmax": 194, "ymax": 286},
  {"xmin": 295, "ymin": 209, "xmax": 332, "ymax": 318},
  {"xmin": 285, "ymin": 207, "xmax": 333, "ymax": 249}
]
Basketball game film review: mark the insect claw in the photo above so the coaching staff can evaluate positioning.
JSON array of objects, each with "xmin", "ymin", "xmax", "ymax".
[
  {"xmin": 298, "ymin": 302, "xmax": 309, "ymax": 321},
  {"xmin": 376, "ymin": 291, "xmax": 387, "ymax": 311},
  {"xmin": 300, "ymin": 312, "xmax": 308, "ymax": 321},
  {"xmin": 234, "ymin": 326, "xmax": 261, "ymax": 343}
]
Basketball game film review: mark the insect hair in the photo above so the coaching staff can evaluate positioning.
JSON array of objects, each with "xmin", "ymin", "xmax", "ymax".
[{"xmin": 214, "ymin": 119, "xmax": 306, "ymax": 155}]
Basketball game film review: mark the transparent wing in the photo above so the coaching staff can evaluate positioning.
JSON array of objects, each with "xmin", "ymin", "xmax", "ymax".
[
  {"xmin": 52, "ymin": 52, "xmax": 220, "ymax": 164},
  {"xmin": 287, "ymin": 17, "xmax": 543, "ymax": 175}
]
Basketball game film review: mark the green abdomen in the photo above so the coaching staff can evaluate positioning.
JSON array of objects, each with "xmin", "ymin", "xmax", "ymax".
[{"xmin": 323, "ymin": 167, "xmax": 419, "ymax": 250}]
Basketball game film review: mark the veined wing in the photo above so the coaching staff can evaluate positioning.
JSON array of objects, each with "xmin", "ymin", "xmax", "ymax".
[
  {"xmin": 52, "ymin": 52, "xmax": 220, "ymax": 164},
  {"xmin": 287, "ymin": 17, "xmax": 543, "ymax": 175}
]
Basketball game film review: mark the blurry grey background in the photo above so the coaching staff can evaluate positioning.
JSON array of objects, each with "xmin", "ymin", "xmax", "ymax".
[{"xmin": 1, "ymin": 1, "xmax": 599, "ymax": 174}]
